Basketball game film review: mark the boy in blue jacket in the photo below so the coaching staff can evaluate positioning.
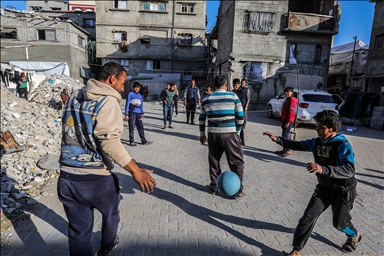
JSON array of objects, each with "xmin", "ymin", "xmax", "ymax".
[
  {"xmin": 125, "ymin": 82, "xmax": 152, "ymax": 146},
  {"xmin": 263, "ymin": 110, "xmax": 361, "ymax": 256}
]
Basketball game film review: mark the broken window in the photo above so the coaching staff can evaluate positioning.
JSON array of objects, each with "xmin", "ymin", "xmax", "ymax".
[
  {"xmin": 114, "ymin": 0, "xmax": 128, "ymax": 9},
  {"xmin": 38, "ymin": 29, "xmax": 56, "ymax": 41},
  {"xmin": 146, "ymin": 60, "xmax": 161, "ymax": 70},
  {"xmin": 289, "ymin": 43, "xmax": 297, "ymax": 65},
  {"xmin": 120, "ymin": 59, "xmax": 129, "ymax": 70},
  {"xmin": 179, "ymin": 34, "xmax": 192, "ymax": 45},
  {"xmin": 246, "ymin": 12, "xmax": 275, "ymax": 33},
  {"xmin": 0, "ymin": 28, "xmax": 17, "ymax": 39},
  {"xmin": 140, "ymin": 35, "xmax": 150, "ymax": 44},
  {"xmin": 143, "ymin": 1, "xmax": 166, "ymax": 11},
  {"xmin": 314, "ymin": 45, "xmax": 322, "ymax": 63},
  {"xmin": 78, "ymin": 36, "xmax": 84, "ymax": 47},
  {"xmin": 181, "ymin": 3, "xmax": 194, "ymax": 13},
  {"xmin": 375, "ymin": 34, "xmax": 384, "ymax": 49},
  {"xmin": 244, "ymin": 63, "xmax": 267, "ymax": 84},
  {"xmin": 140, "ymin": 30, "xmax": 167, "ymax": 45},
  {"xmin": 31, "ymin": 6, "xmax": 42, "ymax": 11},
  {"xmin": 114, "ymin": 32, "xmax": 127, "ymax": 42},
  {"xmin": 84, "ymin": 19, "xmax": 96, "ymax": 27}
]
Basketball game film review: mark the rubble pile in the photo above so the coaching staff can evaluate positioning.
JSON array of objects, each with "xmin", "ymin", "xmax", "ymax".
[
  {"xmin": 0, "ymin": 74, "xmax": 83, "ymax": 216},
  {"xmin": 29, "ymin": 74, "xmax": 83, "ymax": 109}
]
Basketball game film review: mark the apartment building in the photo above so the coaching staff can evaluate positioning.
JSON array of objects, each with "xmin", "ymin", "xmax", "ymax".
[
  {"xmin": 25, "ymin": 0, "xmax": 96, "ymax": 37},
  {"xmin": 366, "ymin": 0, "xmax": 384, "ymax": 105},
  {"xmin": 95, "ymin": 0, "xmax": 207, "ymax": 96},
  {"xmin": 210, "ymin": 0, "xmax": 340, "ymax": 108},
  {"xmin": 0, "ymin": 8, "xmax": 93, "ymax": 81}
]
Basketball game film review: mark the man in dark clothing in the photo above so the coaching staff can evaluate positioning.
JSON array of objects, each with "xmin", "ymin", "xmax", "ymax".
[
  {"xmin": 232, "ymin": 78, "xmax": 246, "ymax": 146},
  {"xmin": 183, "ymin": 78, "xmax": 200, "ymax": 124},
  {"xmin": 161, "ymin": 83, "xmax": 177, "ymax": 129},
  {"xmin": 58, "ymin": 62, "xmax": 156, "ymax": 256}
]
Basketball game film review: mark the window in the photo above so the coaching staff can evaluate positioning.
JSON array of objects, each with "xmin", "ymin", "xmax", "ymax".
[
  {"xmin": 314, "ymin": 45, "xmax": 322, "ymax": 63},
  {"xmin": 51, "ymin": 7, "xmax": 61, "ymax": 11},
  {"xmin": 179, "ymin": 33, "xmax": 192, "ymax": 45},
  {"xmin": 114, "ymin": 0, "xmax": 128, "ymax": 9},
  {"xmin": 84, "ymin": 19, "xmax": 96, "ymax": 27},
  {"xmin": 375, "ymin": 34, "xmax": 384, "ymax": 49},
  {"xmin": 140, "ymin": 30, "xmax": 167, "ymax": 45},
  {"xmin": 181, "ymin": 3, "xmax": 194, "ymax": 13},
  {"xmin": 246, "ymin": 12, "xmax": 275, "ymax": 33},
  {"xmin": 38, "ymin": 29, "xmax": 56, "ymax": 41},
  {"xmin": 31, "ymin": 6, "xmax": 42, "ymax": 11},
  {"xmin": 78, "ymin": 36, "xmax": 85, "ymax": 48},
  {"xmin": 143, "ymin": 1, "xmax": 166, "ymax": 11},
  {"xmin": 114, "ymin": 32, "xmax": 127, "ymax": 42},
  {"xmin": 302, "ymin": 94, "xmax": 335, "ymax": 103},
  {"xmin": 146, "ymin": 60, "xmax": 160, "ymax": 70},
  {"xmin": 120, "ymin": 59, "xmax": 129, "ymax": 70},
  {"xmin": 0, "ymin": 28, "xmax": 17, "ymax": 39},
  {"xmin": 140, "ymin": 35, "xmax": 150, "ymax": 44}
]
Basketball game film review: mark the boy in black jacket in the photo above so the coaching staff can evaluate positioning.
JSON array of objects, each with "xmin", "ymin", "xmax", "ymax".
[{"xmin": 263, "ymin": 110, "xmax": 361, "ymax": 256}]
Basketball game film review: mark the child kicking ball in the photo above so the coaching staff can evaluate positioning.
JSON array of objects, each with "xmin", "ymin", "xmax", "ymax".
[{"xmin": 263, "ymin": 110, "xmax": 361, "ymax": 256}]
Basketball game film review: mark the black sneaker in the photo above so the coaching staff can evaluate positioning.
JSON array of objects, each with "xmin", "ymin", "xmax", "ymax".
[
  {"xmin": 96, "ymin": 235, "xmax": 119, "ymax": 256},
  {"xmin": 129, "ymin": 142, "xmax": 137, "ymax": 147},
  {"xmin": 142, "ymin": 141, "xmax": 153, "ymax": 145},
  {"xmin": 208, "ymin": 185, "xmax": 217, "ymax": 195}
]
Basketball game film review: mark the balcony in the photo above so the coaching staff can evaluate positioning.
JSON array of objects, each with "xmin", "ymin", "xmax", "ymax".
[{"xmin": 284, "ymin": 10, "xmax": 339, "ymax": 35}]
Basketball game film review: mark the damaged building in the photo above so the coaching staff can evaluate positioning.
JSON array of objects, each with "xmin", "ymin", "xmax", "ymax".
[
  {"xmin": 0, "ymin": 8, "xmax": 95, "ymax": 82},
  {"xmin": 209, "ymin": 0, "xmax": 340, "ymax": 109},
  {"xmin": 95, "ymin": 0, "xmax": 207, "ymax": 97}
]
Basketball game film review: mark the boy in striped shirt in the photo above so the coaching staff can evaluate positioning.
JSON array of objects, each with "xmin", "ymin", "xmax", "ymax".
[{"xmin": 199, "ymin": 75, "xmax": 245, "ymax": 197}]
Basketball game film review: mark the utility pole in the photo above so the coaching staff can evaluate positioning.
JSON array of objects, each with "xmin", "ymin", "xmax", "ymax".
[{"xmin": 350, "ymin": 36, "xmax": 357, "ymax": 77}]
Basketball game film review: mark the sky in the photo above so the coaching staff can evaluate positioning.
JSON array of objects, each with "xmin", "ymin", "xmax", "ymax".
[{"xmin": 1, "ymin": 0, "xmax": 375, "ymax": 47}]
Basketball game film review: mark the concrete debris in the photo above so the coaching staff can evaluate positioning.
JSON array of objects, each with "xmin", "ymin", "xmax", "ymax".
[{"xmin": 0, "ymin": 74, "xmax": 83, "ymax": 213}]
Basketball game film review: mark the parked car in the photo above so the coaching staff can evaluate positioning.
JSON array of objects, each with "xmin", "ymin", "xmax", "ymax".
[{"xmin": 266, "ymin": 90, "xmax": 345, "ymax": 124}]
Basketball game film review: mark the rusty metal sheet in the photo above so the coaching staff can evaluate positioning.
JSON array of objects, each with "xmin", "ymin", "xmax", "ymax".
[{"xmin": 287, "ymin": 12, "xmax": 336, "ymax": 33}]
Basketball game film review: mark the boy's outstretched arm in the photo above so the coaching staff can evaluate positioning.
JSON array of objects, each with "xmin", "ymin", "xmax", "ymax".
[{"xmin": 263, "ymin": 132, "xmax": 277, "ymax": 141}]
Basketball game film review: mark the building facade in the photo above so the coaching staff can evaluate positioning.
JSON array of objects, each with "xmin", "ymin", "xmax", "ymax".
[
  {"xmin": 0, "ymin": 8, "xmax": 93, "ymax": 81},
  {"xmin": 210, "ymin": 0, "xmax": 340, "ymax": 109},
  {"xmin": 25, "ymin": 0, "xmax": 96, "ymax": 37},
  {"xmin": 26, "ymin": 0, "xmax": 69, "ymax": 11},
  {"xmin": 95, "ymin": 0, "xmax": 207, "ymax": 97},
  {"xmin": 366, "ymin": 0, "xmax": 384, "ymax": 106}
]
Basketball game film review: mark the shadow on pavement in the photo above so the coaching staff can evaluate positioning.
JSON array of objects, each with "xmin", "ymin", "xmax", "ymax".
[
  {"xmin": 1, "ymin": 175, "xmax": 69, "ymax": 256},
  {"xmin": 115, "ymin": 164, "xmax": 293, "ymax": 255}
]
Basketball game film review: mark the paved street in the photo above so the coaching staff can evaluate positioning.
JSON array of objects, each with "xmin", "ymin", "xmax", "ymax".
[{"xmin": 2, "ymin": 101, "xmax": 383, "ymax": 256}]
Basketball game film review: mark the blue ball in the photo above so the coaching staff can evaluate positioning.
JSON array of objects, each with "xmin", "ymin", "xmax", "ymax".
[{"xmin": 216, "ymin": 171, "xmax": 241, "ymax": 196}]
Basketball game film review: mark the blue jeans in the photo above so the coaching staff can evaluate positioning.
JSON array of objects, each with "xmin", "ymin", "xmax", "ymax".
[{"xmin": 164, "ymin": 104, "xmax": 173, "ymax": 125}]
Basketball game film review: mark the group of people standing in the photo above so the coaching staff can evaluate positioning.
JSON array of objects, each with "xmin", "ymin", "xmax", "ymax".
[{"xmin": 57, "ymin": 62, "xmax": 361, "ymax": 256}]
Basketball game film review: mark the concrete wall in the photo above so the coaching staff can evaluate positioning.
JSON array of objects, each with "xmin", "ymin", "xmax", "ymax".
[
  {"xmin": 1, "ymin": 11, "xmax": 90, "ymax": 81},
  {"xmin": 212, "ymin": 0, "xmax": 337, "ymax": 109},
  {"xmin": 366, "ymin": 1, "xmax": 384, "ymax": 105},
  {"xmin": 96, "ymin": 0, "xmax": 207, "ymax": 79},
  {"xmin": 26, "ymin": 0, "xmax": 69, "ymax": 11}
]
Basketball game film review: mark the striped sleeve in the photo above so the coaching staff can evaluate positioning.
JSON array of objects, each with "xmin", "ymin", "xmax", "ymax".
[{"xmin": 234, "ymin": 96, "xmax": 244, "ymax": 133}]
